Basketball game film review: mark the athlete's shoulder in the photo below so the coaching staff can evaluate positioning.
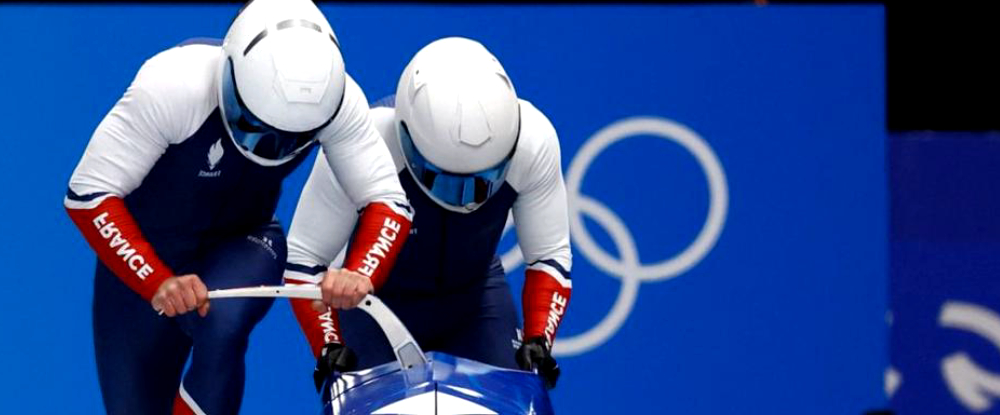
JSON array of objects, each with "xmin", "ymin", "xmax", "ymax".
[
  {"xmin": 85, "ymin": 40, "xmax": 221, "ymax": 146},
  {"xmin": 369, "ymin": 106, "xmax": 396, "ymax": 140},
  {"xmin": 507, "ymin": 99, "xmax": 562, "ymax": 191},
  {"xmin": 124, "ymin": 41, "xmax": 221, "ymax": 143},
  {"xmin": 338, "ymin": 73, "xmax": 376, "ymax": 118},
  {"xmin": 369, "ymin": 104, "xmax": 405, "ymax": 172},
  {"xmin": 314, "ymin": 72, "xmax": 366, "ymax": 146},
  {"xmin": 519, "ymin": 100, "xmax": 558, "ymax": 138},
  {"xmin": 342, "ymin": 72, "xmax": 362, "ymax": 100},
  {"xmin": 322, "ymin": 72, "xmax": 370, "ymax": 134},
  {"xmin": 132, "ymin": 41, "xmax": 220, "ymax": 105},
  {"xmin": 513, "ymin": 99, "xmax": 560, "ymax": 160}
]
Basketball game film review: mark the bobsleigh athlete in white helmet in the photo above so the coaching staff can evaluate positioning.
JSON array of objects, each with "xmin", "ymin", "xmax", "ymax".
[
  {"xmin": 64, "ymin": 0, "xmax": 412, "ymax": 413},
  {"xmin": 286, "ymin": 37, "xmax": 571, "ymax": 391}
]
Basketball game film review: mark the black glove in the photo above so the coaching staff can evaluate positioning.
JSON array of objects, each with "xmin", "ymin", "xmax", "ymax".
[
  {"xmin": 516, "ymin": 337, "xmax": 560, "ymax": 390},
  {"xmin": 313, "ymin": 343, "xmax": 358, "ymax": 392}
]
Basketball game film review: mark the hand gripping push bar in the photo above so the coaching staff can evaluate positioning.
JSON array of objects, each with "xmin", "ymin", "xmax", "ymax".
[{"xmin": 208, "ymin": 286, "xmax": 429, "ymax": 370}]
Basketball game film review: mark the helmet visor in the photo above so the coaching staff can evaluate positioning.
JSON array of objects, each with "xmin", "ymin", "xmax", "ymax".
[
  {"xmin": 221, "ymin": 57, "xmax": 328, "ymax": 162},
  {"xmin": 399, "ymin": 121, "xmax": 514, "ymax": 212}
]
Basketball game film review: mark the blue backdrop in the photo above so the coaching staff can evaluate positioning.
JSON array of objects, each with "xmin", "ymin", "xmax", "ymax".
[{"xmin": 0, "ymin": 5, "xmax": 885, "ymax": 414}]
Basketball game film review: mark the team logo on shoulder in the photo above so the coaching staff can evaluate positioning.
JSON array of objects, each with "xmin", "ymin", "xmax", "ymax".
[{"xmin": 199, "ymin": 139, "xmax": 224, "ymax": 178}]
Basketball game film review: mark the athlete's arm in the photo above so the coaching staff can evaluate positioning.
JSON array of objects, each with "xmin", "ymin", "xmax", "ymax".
[
  {"xmin": 284, "ymin": 150, "xmax": 358, "ymax": 355},
  {"xmin": 64, "ymin": 47, "xmax": 213, "ymax": 313},
  {"xmin": 508, "ymin": 108, "xmax": 571, "ymax": 389},
  {"xmin": 509, "ymin": 110, "xmax": 573, "ymax": 350},
  {"xmin": 287, "ymin": 75, "xmax": 412, "ymax": 357}
]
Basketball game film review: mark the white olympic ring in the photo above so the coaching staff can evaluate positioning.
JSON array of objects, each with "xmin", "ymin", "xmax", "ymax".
[{"xmin": 501, "ymin": 116, "xmax": 729, "ymax": 357}]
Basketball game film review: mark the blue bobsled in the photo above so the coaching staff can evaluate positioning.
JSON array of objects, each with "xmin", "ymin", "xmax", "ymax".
[
  {"xmin": 321, "ymin": 352, "xmax": 553, "ymax": 415},
  {"xmin": 318, "ymin": 296, "xmax": 554, "ymax": 415},
  {"xmin": 206, "ymin": 287, "xmax": 553, "ymax": 414}
]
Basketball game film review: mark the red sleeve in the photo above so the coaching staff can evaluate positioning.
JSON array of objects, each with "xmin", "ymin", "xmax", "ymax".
[
  {"xmin": 290, "ymin": 298, "xmax": 344, "ymax": 357},
  {"xmin": 65, "ymin": 195, "xmax": 173, "ymax": 301},
  {"xmin": 522, "ymin": 264, "xmax": 573, "ymax": 348},
  {"xmin": 341, "ymin": 202, "xmax": 412, "ymax": 291},
  {"xmin": 287, "ymin": 201, "xmax": 411, "ymax": 357}
]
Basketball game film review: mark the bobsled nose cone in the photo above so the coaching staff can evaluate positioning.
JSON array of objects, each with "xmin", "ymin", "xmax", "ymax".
[{"xmin": 371, "ymin": 389, "xmax": 498, "ymax": 415}]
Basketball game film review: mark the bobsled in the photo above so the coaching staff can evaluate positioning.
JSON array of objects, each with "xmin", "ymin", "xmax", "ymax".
[{"xmin": 209, "ymin": 286, "xmax": 555, "ymax": 415}]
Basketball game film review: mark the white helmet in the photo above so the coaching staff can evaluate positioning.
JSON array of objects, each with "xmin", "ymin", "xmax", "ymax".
[
  {"xmin": 219, "ymin": 0, "xmax": 345, "ymax": 165},
  {"xmin": 395, "ymin": 37, "xmax": 521, "ymax": 213}
]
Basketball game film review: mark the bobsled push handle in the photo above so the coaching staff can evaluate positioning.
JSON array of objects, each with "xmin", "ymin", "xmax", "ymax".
[
  {"xmin": 207, "ymin": 286, "xmax": 428, "ymax": 370},
  {"xmin": 207, "ymin": 284, "xmax": 323, "ymax": 300},
  {"xmin": 356, "ymin": 295, "xmax": 429, "ymax": 370}
]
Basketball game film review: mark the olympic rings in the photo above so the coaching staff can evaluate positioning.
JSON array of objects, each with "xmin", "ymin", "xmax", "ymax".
[{"xmin": 500, "ymin": 117, "xmax": 729, "ymax": 356}]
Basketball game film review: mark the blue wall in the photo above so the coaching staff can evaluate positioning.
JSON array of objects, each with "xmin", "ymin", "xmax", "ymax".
[{"xmin": 0, "ymin": 5, "xmax": 885, "ymax": 414}]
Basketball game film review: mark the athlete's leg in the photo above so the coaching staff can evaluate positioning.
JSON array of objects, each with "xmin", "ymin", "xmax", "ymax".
[
  {"xmin": 436, "ymin": 260, "xmax": 521, "ymax": 369},
  {"xmin": 93, "ymin": 262, "xmax": 193, "ymax": 415},
  {"xmin": 174, "ymin": 223, "xmax": 285, "ymax": 415}
]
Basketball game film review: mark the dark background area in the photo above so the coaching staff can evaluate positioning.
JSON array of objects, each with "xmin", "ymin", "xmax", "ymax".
[{"xmin": 884, "ymin": 1, "xmax": 997, "ymax": 131}]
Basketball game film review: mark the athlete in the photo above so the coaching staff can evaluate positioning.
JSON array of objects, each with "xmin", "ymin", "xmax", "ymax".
[
  {"xmin": 64, "ymin": 0, "xmax": 411, "ymax": 413},
  {"xmin": 286, "ymin": 37, "xmax": 571, "ymax": 391}
]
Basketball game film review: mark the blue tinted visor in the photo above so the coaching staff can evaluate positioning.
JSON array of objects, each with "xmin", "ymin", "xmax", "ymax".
[
  {"xmin": 399, "ymin": 121, "xmax": 516, "ymax": 211},
  {"xmin": 221, "ymin": 57, "xmax": 330, "ymax": 163}
]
